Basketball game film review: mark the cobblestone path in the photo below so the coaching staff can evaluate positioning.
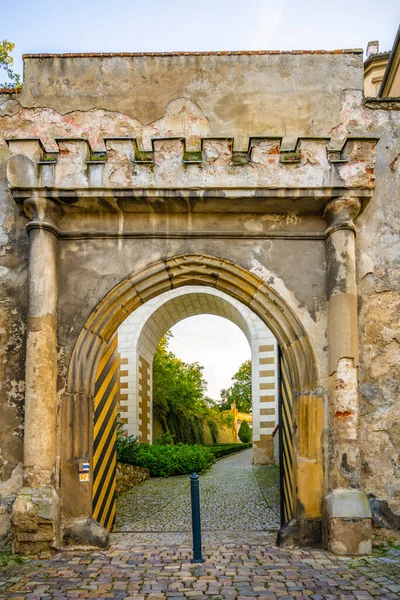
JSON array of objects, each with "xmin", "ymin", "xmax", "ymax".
[
  {"xmin": 115, "ymin": 449, "xmax": 280, "ymax": 533},
  {"xmin": 1, "ymin": 450, "xmax": 399, "ymax": 599},
  {"xmin": 1, "ymin": 533, "xmax": 399, "ymax": 599}
]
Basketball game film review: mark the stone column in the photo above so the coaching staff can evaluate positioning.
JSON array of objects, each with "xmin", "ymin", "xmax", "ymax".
[
  {"xmin": 323, "ymin": 196, "xmax": 372, "ymax": 555},
  {"xmin": 12, "ymin": 195, "xmax": 62, "ymax": 554}
]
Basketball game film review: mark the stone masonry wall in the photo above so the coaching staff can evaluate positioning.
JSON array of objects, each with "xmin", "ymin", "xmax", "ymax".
[
  {"xmin": 0, "ymin": 91, "xmax": 28, "ymax": 514},
  {"xmin": 344, "ymin": 95, "xmax": 400, "ymax": 523},
  {"xmin": 323, "ymin": 90, "xmax": 400, "ymax": 524},
  {"xmin": 116, "ymin": 463, "xmax": 149, "ymax": 496},
  {"xmin": 0, "ymin": 52, "xmax": 399, "ymax": 542}
]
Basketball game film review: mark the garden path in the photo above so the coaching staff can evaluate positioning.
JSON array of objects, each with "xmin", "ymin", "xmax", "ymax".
[{"xmin": 115, "ymin": 448, "xmax": 280, "ymax": 534}]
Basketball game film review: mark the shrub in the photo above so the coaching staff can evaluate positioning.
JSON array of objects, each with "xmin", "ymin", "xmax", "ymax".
[
  {"xmin": 223, "ymin": 412, "xmax": 235, "ymax": 427},
  {"xmin": 116, "ymin": 430, "xmax": 139, "ymax": 464},
  {"xmin": 238, "ymin": 420, "xmax": 252, "ymax": 443},
  {"xmin": 115, "ymin": 419, "xmax": 139, "ymax": 463},
  {"xmin": 154, "ymin": 432, "xmax": 175, "ymax": 446},
  {"xmin": 118, "ymin": 442, "xmax": 215, "ymax": 477}
]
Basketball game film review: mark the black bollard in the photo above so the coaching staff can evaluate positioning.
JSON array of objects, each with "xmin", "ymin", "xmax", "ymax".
[{"xmin": 190, "ymin": 472, "xmax": 205, "ymax": 563}]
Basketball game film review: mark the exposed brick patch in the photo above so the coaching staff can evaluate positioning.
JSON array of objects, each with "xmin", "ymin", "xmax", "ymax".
[{"xmin": 0, "ymin": 87, "xmax": 21, "ymax": 93}]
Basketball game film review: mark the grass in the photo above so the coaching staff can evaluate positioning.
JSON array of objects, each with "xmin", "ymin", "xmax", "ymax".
[{"xmin": 0, "ymin": 545, "xmax": 28, "ymax": 579}]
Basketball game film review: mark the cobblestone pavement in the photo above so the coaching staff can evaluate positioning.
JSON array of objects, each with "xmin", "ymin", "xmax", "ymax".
[
  {"xmin": 116, "ymin": 449, "xmax": 280, "ymax": 532},
  {"xmin": 1, "ymin": 450, "xmax": 399, "ymax": 598},
  {"xmin": 1, "ymin": 532, "xmax": 399, "ymax": 599}
]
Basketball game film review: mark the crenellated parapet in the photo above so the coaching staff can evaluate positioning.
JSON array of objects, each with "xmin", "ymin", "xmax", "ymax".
[{"xmin": 5, "ymin": 135, "xmax": 378, "ymax": 193}]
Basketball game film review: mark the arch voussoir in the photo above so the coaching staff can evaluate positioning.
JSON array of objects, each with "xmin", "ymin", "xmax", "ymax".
[{"xmin": 68, "ymin": 253, "xmax": 318, "ymax": 398}]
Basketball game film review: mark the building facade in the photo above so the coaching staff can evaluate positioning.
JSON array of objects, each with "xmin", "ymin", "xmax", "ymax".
[{"xmin": 0, "ymin": 46, "xmax": 399, "ymax": 555}]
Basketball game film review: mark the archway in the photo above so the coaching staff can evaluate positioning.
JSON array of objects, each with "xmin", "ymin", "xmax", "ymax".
[
  {"xmin": 117, "ymin": 286, "xmax": 277, "ymax": 461},
  {"xmin": 62, "ymin": 254, "xmax": 323, "ymax": 544}
]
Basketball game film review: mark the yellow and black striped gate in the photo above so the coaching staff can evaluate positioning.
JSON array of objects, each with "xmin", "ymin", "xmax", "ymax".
[
  {"xmin": 278, "ymin": 346, "xmax": 295, "ymax": 526},
  {"xmin": 92, "ymin": 334, "xmax": 119, "ymax": 532}
]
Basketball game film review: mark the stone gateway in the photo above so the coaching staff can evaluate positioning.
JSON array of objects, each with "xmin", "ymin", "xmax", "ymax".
[{"xmin": 0, "ymin": 49, "xmax": 399, "ymax": 555}]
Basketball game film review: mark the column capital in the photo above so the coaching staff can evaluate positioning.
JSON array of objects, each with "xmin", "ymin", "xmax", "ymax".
[
  {"xmin": 23, "ymin": 195, "xmax": 63, "ymax": 237},
  {"xmin": 323, "ymin": 195, "xmax": 361, "ymax": 237}
]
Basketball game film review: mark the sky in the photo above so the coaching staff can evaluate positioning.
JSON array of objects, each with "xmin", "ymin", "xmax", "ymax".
[
  {"xmin": 1, "ymin": 1, "xmax": 398, "ymax": 398},
  {"xmin": 1, "ymin": 0, "xmax": 399, "ymax": 78},
  {"xmin": 168, "ymin": 316, "xmax": 251, "ymax": 400}
]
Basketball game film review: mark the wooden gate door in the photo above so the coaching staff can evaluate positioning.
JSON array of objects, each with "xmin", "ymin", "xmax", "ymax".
[
  {"xmin": 278, "ymin": 346, "xmax": 295, "ymax": 526},
  {"xmin": 92, "ymin": 334, "xmax": 119, "ymax": 532}
]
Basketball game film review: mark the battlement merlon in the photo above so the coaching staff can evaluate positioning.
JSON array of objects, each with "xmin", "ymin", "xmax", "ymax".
[{"xmin": 5, "ymin": 134, "xmax": 377, "ymax": 194}]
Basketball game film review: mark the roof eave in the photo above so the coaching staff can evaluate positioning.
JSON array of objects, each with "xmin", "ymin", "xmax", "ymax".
[{"xmin": 378, "ymin": 25, "xmax": 400, "ymax": 97}]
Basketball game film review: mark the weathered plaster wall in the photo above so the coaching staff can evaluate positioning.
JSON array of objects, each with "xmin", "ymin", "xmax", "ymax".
[
  {"xmin": 335, "ymin": 93, "xmax": 400, "ymax": 520},
  {"xmin": 20, "ymin": 52, "xmax": 363, "ymax": 150},
  {"xmin": 0, "ymin": 93, "xmax": 28, "ymax": 540},
  {"xmin": 1, "ymin": 49, "xmax": 339, "ymax": 520}
]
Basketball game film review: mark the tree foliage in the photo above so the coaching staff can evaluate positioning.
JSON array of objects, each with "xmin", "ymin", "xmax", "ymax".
[
  {"xmin": 153, "ymin": 333, "xmax": 219, "ymax": 444},
  {"xmin": 0, "ymin": 41, "xmax": 21, "ymax": 89},
  {"xmin": 238, "ymin": 420, "xmax": 252, "ymax": 443},
  {"xmin": 220, "ymin": 359, "xmax": 252, "ymax": 413},
  {"xmin": 153, "ymin": 333, "xmax": 207, "ymax": 417}
]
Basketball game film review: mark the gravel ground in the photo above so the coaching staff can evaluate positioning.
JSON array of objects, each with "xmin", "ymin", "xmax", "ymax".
[{"xmin": 115, "ymin": 448, "xmax": 280, "ymax": 532}]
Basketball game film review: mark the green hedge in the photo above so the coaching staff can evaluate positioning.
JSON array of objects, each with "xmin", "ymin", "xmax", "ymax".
[
  {"xmin": 203, "ymin": 442, "xmax": 252, "ymax": 459},
  {"xmin": 117, "ymin": 442, "xmax": 215, "ymax": 477}
]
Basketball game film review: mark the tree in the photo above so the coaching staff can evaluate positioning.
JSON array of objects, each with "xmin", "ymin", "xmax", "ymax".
[
  {"xmin": 220, "ymin": 359, "xmax": 252, "ymax": 413},
  {"xmin": 0, "ymin": 40, "xmax": 21, "ymax": 89},
  {"xmin": 152, "ymin": 332, "xmax": 209, "ymax": 444},
  {"xmin": 152, "ymin": 333, "xmax": 207, "ymax": 418},
  {"xmin": 238, "ymin": 420, "xmax": 252, "ymax": 443}
]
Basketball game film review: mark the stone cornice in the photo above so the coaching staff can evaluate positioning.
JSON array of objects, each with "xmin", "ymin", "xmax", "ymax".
[
  {"xmin": 5, "ymin": 134, "xmax": 378, "ymax": 163},
  {"xmin": 9, "ymin": 186, "xmax": 373, "ymax": 220}
]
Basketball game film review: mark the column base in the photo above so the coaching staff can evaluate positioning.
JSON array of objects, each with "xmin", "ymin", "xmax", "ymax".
[
  {"xmin": 252, "ymin": 436, "xmax": 274, "ymax": 465},
  {"xmin": 63, "ymin": 517, "xmax": 109, "ymax": 549},
  {"xmin": 325, "ymin": 489, "xmax": 372, "ymax": 555},
  {"xmin": 277, "ymin": 518, "xmax": 323, "ymax": 547},
  {"xmin": 11, "ymin": 487, "xmax": 61, "ymax": 554}
]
